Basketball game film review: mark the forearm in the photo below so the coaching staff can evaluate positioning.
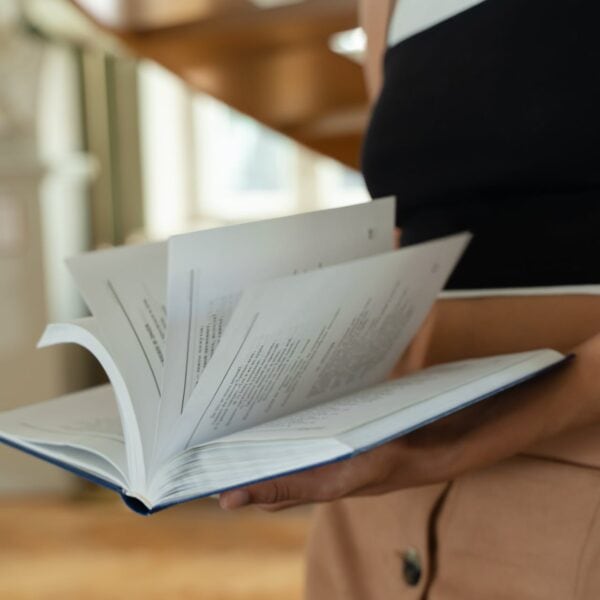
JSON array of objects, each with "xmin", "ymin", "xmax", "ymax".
[{"xmin": 434, "ymin": 333, "xmax": 600, "ymax": 481}]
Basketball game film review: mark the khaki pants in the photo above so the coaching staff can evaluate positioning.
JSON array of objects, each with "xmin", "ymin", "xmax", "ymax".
[{"xmin": 306, "ymin": 295, "xmax": 600, "ymax": 599}]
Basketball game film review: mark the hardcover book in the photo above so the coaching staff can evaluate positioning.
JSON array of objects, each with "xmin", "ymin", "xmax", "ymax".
[{"xmin": 0, "ymin": 199, "xmax": 567, "ymax": 514}]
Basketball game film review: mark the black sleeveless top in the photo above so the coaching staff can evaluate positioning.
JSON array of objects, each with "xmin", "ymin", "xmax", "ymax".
[{"xmin": 362, "ymin": 0, "xmax": 600, "ymax": 289}]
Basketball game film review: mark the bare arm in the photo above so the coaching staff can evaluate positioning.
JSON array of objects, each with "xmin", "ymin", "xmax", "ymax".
[{"xmin": 359, "ymin": 0, "xmax": 395, "ymax": 102}]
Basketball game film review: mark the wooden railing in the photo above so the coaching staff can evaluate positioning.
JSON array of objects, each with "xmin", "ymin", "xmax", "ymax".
[{"xmin": 72, "ymin": 0, "xmax": 368, "ymax": 169}]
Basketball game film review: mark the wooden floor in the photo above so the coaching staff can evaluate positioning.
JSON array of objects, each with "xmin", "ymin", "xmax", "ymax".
[{"xmin": 0, "ymin": 494, "xmax": 311, "ymax": 599}]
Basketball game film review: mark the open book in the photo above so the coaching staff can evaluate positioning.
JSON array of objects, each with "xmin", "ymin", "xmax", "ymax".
[{"xmin": 0, "ymin": 198, "xmax": 567, "ymax": 514}]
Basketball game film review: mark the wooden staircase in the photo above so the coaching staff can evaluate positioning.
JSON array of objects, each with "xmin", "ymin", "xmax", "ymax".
[{"xmin": 73, "ymin": 0, "xmax": 368, "ymax": 169}]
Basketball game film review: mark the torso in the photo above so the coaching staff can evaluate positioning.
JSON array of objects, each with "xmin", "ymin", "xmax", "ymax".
[
  {"xmin": 366, "ymin": 0, "xmax": 600, "ymax": 467},
  {"xmin": 363, "ymin": 0, "xmax": 600, "ymax": 288},
  {"xmin": 306, "ymin": 9, "xmax": 600, "ymax": 599}
]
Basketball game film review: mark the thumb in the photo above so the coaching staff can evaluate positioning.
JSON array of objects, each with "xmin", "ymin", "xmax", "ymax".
[
  {"xmin": 219, "ymin": 479, "xmax": 295, "ymax": 509},
  {"xmin": 247, "ymin": 478, "xmax": 297, "ymax": 505}
]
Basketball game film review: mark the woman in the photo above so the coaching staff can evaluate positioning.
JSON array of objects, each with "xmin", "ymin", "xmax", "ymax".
[{"xmin": 220, "ymin": 0, "xmax": 600, "ymax": 597}]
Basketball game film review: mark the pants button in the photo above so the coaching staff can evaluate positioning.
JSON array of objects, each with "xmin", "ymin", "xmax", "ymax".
[{"xmin": 402, "ymin": 547, "xmax": 422, "ymax": 587}]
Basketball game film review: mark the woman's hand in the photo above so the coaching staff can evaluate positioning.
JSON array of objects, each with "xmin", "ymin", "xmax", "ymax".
[
  {"xmin": 218, "ymin": 423, "xmax": 461, "ymax": 511},
  {"xmin": 219, "ymin": 333, "xmax": 600, "ymax": 511}
]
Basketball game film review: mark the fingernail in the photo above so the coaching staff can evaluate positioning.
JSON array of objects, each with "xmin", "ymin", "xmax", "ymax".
[{"xmin": 219, "ymin": 489, "xmax": 251, "ymax": 510}]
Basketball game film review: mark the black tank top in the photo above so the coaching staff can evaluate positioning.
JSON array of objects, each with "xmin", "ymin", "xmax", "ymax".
[{"xmin": 362, "ymin": 0, "xmax": 600, "ymax": 289}]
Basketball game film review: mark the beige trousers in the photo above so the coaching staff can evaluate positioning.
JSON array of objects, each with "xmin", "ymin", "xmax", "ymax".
[{"xmin": 306, "ymin": 295, "xmax": 600, "ymax": 599}]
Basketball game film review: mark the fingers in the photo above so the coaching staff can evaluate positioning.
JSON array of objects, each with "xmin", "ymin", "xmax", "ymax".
[
  {"xmin": 219, "ymin": 443, "xmax": 402, "ymax": 510},
  {"xmin": 255, "ymin": 500, "xmax": 305, "ymax": 512},
  {"xmin": 218, "ymin": 479, "xmax": 301, "ymax": 510},
  {"xmin": 219, "ymin": 464, "xmax": 344, "ymax": 510},
  {"xmin": 219, "ymin": 489, "xmax": 251, "ymax": 510},
  {"xmin": 220, "ymin": 470, "xmax": 334, "ymax": 510},
  {"xmin": 218, "ymin": 487, "xmax": 305, "ymax": 511},
  {"xmin": 216, "ymin": 410, "xmax": 478, "ymax": 512}
]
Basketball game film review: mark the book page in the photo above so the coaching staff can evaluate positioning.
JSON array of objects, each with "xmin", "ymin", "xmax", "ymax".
[
  {"xmin": 220, "ymin": 350, "xmax": 563, "ymax": 442},
  {"xmin": 0, "ymin": 385, "xmax": 127, "ymax": 479},
  {"xmin": 66, "ymin": 242, "xmax": 167, "ymax": 465},
  {"xmin": 169, "ymin": 233, "xmax": 469, "ymax": 453},
  {"xmin": 152, "ymin": 349, "xmax": 563, "ymax": 506},
  {"xmin": 156, "ymin": 199, "xmax": 396, "ymax": 455}
]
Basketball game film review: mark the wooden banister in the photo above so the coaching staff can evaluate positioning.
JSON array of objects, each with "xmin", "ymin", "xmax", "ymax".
[{"xmin": 72, "ymin": 0, "xmax": 368, "ymax": 168}]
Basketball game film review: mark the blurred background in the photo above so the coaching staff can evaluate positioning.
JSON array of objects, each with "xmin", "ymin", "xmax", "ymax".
[{"xmin": 0, "ymin": 0, "xmax": 369, "ymax": 597}]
